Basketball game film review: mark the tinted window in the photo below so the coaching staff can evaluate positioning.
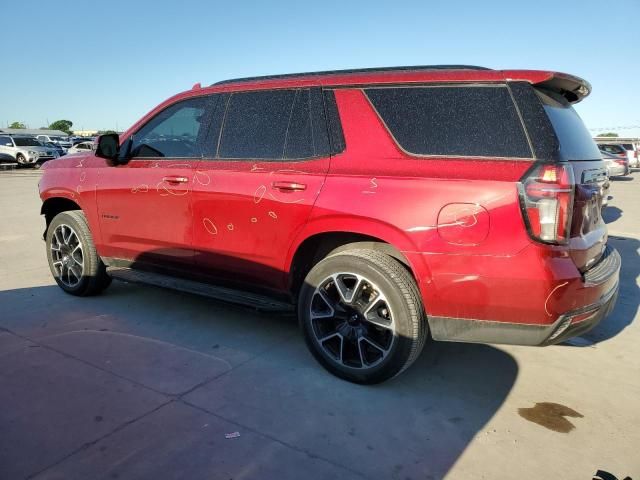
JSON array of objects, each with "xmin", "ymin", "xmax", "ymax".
[
  {"xmin": 14, "ymin": 137, "xmax": 41, "ymax": 147},
  {"xmin": 284, "ymin": 89, "xmax": 314, "ymax": 159},
  {"xmin": 599, "ymin": 144, "xmax": 626, "ymax": 155},
  {"xmin": 365, "ymin": 86, "xmax": 532, "ymax": 158},
  {"xmin": 131, "ymin": 97, "xmax": 206, "ymax": 158},
  {"xmin": 537, "ymin": 89, "xmax": 602, "ymax": 161},
  {"xmin": 219, "ymin": 90, "xmax": 296, "ymax": 159},
  {"xmin": 323, "ymin": 90, "xmax": 346, "ymax": 155},
  {"xmin": 0, "ymin": 136, "xmax": 12, "ymax": 145},
  {"xmin": 310, "ymin": 88, "xmax": 330, "ymax": 156},
  {"xmin": 621, "ymin": 143, "xmax": 633, "ymax": 150}
]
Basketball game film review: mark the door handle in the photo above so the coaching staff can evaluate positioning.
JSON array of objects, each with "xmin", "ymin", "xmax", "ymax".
[
  {"xmin": 271, "ymin": 181, "xmax": 307, "ymax": 192},
  {"xmin": 162, "ymin": 176, "xmax": 189, "ymax": 184}
]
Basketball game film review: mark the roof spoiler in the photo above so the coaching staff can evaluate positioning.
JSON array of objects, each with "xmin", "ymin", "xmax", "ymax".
[{"xmin": 533, "ymin": 72, "xmax": 591, "ymax": 104}]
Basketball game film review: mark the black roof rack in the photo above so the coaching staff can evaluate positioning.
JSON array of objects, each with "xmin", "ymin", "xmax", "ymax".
[{"xmin": 212, "ymin": 65, "xmax": 491, "ymax": 86}]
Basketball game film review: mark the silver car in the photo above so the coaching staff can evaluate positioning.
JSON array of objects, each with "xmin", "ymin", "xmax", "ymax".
[
  {"xmin": 601, "ymin": 150, "xmax": 629, "ymax": 177},
  {"xmin": 0, "ymin": 135, "xmax": 59, "ymax": 167}
]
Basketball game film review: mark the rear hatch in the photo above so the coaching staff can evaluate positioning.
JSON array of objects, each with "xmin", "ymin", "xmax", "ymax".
[{"xmin": 537, "ymin": 88, "xmax": 608, "ymax": 271}]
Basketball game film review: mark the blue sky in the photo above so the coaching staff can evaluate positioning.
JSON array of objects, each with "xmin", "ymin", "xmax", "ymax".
[{"xmin": 2, "ymin": 0, "xmax": 639, "ymax": 137}]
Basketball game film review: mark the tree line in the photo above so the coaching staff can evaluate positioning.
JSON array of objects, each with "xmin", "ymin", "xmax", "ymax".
[{"xmin": 7, "ymin": 120, "xmax": 117, "ymax": 135}]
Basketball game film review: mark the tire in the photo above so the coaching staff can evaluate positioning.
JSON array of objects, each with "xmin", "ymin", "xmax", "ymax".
[
  {"xmin": 16, "ymin": 153, "xmax": 26, "ymax": 165},
  {"xmin": 298, "ymin": 249, "xmax": 427, "ymax": 384},
  {"xmin": 46, "ymin": 210, "xmax": 112, "ymax": 296}
]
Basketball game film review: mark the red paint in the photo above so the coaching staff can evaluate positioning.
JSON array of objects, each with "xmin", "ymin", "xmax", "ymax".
[{"xmin": 40, "ymin": 67, "xmax": 614, "ymax": 333}]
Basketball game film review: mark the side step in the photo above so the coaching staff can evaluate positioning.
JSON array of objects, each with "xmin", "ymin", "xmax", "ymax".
[{"xmin": 106, "ymin": 267, "xmax": 294, "ymax": 313}]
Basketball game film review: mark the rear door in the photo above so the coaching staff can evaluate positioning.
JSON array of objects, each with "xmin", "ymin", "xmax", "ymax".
[
  {"xmin": 537, "ymin": 88, "xmax": 608, "ymax": 271},
  {"xmin": 191, "ymin": 87, "xmax": 331, "ymax": 291}
]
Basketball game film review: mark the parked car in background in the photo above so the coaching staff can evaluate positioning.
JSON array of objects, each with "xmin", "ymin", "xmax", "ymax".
[
  {"xmin": 599, "ymin": 144, "xmax": 629, "ymax": 161},
  {"xmin": 0, "ymin": 134, "xmax": 59, "ymax": 167},
  {"xmin": 39, "ymin": 66, "xmax": 620, "ymax": 384},
  {"xmin": 36, "ymin": 134, "xmax": 72, "ymax": 149},
  {"xmin": 601, "ymin": 150, "xmax": 629, "ymax": 177},
  {"xmin": 618, "ymin": 143, "xmax": 639, "ymax": 168},
  {"xmin": 66, "ymin": 141, "xmax": 95, "ymax": 155},
  {"xmin": 71, "ymin": 137, "xmax": 96, "ymax": 146},
  {"xmin": 41, "ymin": 141, "xmax": 67, "ymax": 157}
]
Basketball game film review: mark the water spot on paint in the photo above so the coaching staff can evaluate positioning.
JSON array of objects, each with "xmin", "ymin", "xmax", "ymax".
[
  {"xmin": 131, "ymin": 184, "xmax": 149, "ymax": 194},
  {"xmin": 254, "ymin": 185, "xmax": 266, "ymax": 204},
  {"xmin": 203, "ymin": 218, "xmax": 218, "ymax": 235},
  {"xmin": 194, "ymin": 170, "xmax": 211, "ymax": 186}
]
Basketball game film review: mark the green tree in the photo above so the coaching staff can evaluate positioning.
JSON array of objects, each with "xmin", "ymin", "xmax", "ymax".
[
  {"xmin": 9, "ymin": 121, "xmax": 26, "ymax": 129},
  {"xmin": 599, "ymin": 132, "xmax": 619, "ymax": 137},
  {"xmin": 48, "ymin": 120, "xmax": 73, "ymax": 135}
]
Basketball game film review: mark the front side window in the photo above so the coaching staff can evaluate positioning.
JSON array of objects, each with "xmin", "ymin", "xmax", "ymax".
[
  {"xmin": 365, "ymin": 85, "xmax": 532, "ymax": 158},
  {"xmin": 130, "ymin": 97, "xmax": 207, "ymax": 158}
]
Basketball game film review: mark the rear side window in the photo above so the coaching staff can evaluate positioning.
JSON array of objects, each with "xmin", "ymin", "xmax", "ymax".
[
  {"xmin": 620, "ymin": 143, "xmax": 633, "ymax": 150},
  {"xmin": 537, "ymin": 89, "xmax": 602, "ymax": 161},
  {"xmin": 365, "ymin": 86, "xmax": 531, "ymax": 158},
  {"xmin": 217, "ymin": 88, "xmax": 330, "ymax": 160},
  {"xmin": 0, "ymin": 136, "xmax": 12, "ymax": 146}
]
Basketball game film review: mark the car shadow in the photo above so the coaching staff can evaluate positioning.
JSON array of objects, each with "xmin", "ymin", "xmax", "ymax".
[
  {"xmin": 0, "ymin": 279, "xmax": 518, "ymax": 480},
  {"xmin": 603, "ymin": 206, "xmax": 622, "ymax": 224}
]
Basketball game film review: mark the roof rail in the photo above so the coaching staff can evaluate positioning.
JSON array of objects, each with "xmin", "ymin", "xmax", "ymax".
[{"xmin": 211, "ymin": 65, "xmax": 491, "ymax": 86}]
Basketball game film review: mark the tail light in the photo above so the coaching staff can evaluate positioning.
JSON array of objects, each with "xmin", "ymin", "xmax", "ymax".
[{"xmin": 518, "ymin": 164, "xmax": 575, "ymax": 244}]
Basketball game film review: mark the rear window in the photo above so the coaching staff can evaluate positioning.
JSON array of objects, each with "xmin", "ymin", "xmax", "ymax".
[
  {"xmin": 599, "ymin": 144, "xmax": 626, "ymax": 155},
  {"xmin": 364, "ymin": 85, "xmax": 532, "ymax": 158},
  {"xmin": 620, "ymin": 143, "xmax": 633, "ymax": 150},
  {"xmin": 537, "ymin": 89, "xmax": 601, "ymax": 161}
]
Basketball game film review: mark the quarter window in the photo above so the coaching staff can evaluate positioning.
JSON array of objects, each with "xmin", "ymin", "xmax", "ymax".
[
  {"xmin": 0, "ymin": 136, "xmax": 12, "ymax": 146},
  {"xmin": 365, "ymin": 86, "xmax": 532, "ymax": 158},
  {"xmin": 130, "ymin": 97, "xmax": 207, "ymax": 158}
]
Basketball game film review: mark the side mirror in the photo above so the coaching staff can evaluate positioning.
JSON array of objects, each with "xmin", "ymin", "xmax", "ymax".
[{"xmin": 95, "ymin": 134, "xmax": 122, "ymax": 163}]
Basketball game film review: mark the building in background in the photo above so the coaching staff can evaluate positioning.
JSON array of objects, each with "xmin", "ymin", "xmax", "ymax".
[{"xmin": 0, "ymin": 128, "xmax": 68, "ymax": 137}]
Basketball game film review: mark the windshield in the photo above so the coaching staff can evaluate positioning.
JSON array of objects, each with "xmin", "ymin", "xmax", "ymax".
[
  {"xmin": 13, "ymin": 137, "xmax": 42, "ymax": 147},
  {"xmin": 537, "ymin": 89, "xmax": 602, "ymax": 161}
]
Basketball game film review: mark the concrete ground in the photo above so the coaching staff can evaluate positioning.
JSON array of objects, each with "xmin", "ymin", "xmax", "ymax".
[{"xmin": 0, "ymin": 169, "xmax": 638, "ymax": 480}]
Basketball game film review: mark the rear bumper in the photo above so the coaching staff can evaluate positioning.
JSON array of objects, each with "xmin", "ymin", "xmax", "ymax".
[{"xmin": 427, "ymin": 245, "xmax": 621, "ymax": 346}]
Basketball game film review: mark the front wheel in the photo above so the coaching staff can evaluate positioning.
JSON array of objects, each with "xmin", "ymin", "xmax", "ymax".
[
  {"xmin": 298, "ymin": 249, "xmax": 427, "ymax": 384},
  {"xmin": 46, "ymin": 210, "xmax": 112, "ymax": 296}
]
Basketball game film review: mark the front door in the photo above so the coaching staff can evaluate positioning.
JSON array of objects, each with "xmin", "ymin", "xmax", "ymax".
[
  {"xmin": 96, "ymin": 96, "xmax": 210, "ymax": 270},
  {"xmin": 192, "ymin": 88, "xmax": 331, "ymax": 291}
]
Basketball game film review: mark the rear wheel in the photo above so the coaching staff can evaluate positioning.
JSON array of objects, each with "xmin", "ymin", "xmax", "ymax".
[
  {"xmin": 298, "ymin": 249, "xmax": 427, "ymax": 384},
  {"xmin": 46, "ymin": 210, "xmax": 111, "ymax": 296}
]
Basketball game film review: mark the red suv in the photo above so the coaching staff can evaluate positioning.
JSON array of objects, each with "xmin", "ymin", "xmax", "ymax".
[{"xmin": 39, "ymin": 65, "xmax": 620, "ymax": 384}]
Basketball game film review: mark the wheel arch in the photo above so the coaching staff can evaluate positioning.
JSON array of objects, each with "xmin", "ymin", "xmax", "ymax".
[
  {"xmin": 41, "ymin": 197, "xmax": 82, "ymax": 239},
  {"xmin": 287, "ymin": 230, "xmax": 422, "ymax": 299}
]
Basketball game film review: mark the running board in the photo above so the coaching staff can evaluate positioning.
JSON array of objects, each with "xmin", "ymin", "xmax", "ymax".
[{"xmin": 106, "ymin": 267, "xmax": 294, "ymax": 313}]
